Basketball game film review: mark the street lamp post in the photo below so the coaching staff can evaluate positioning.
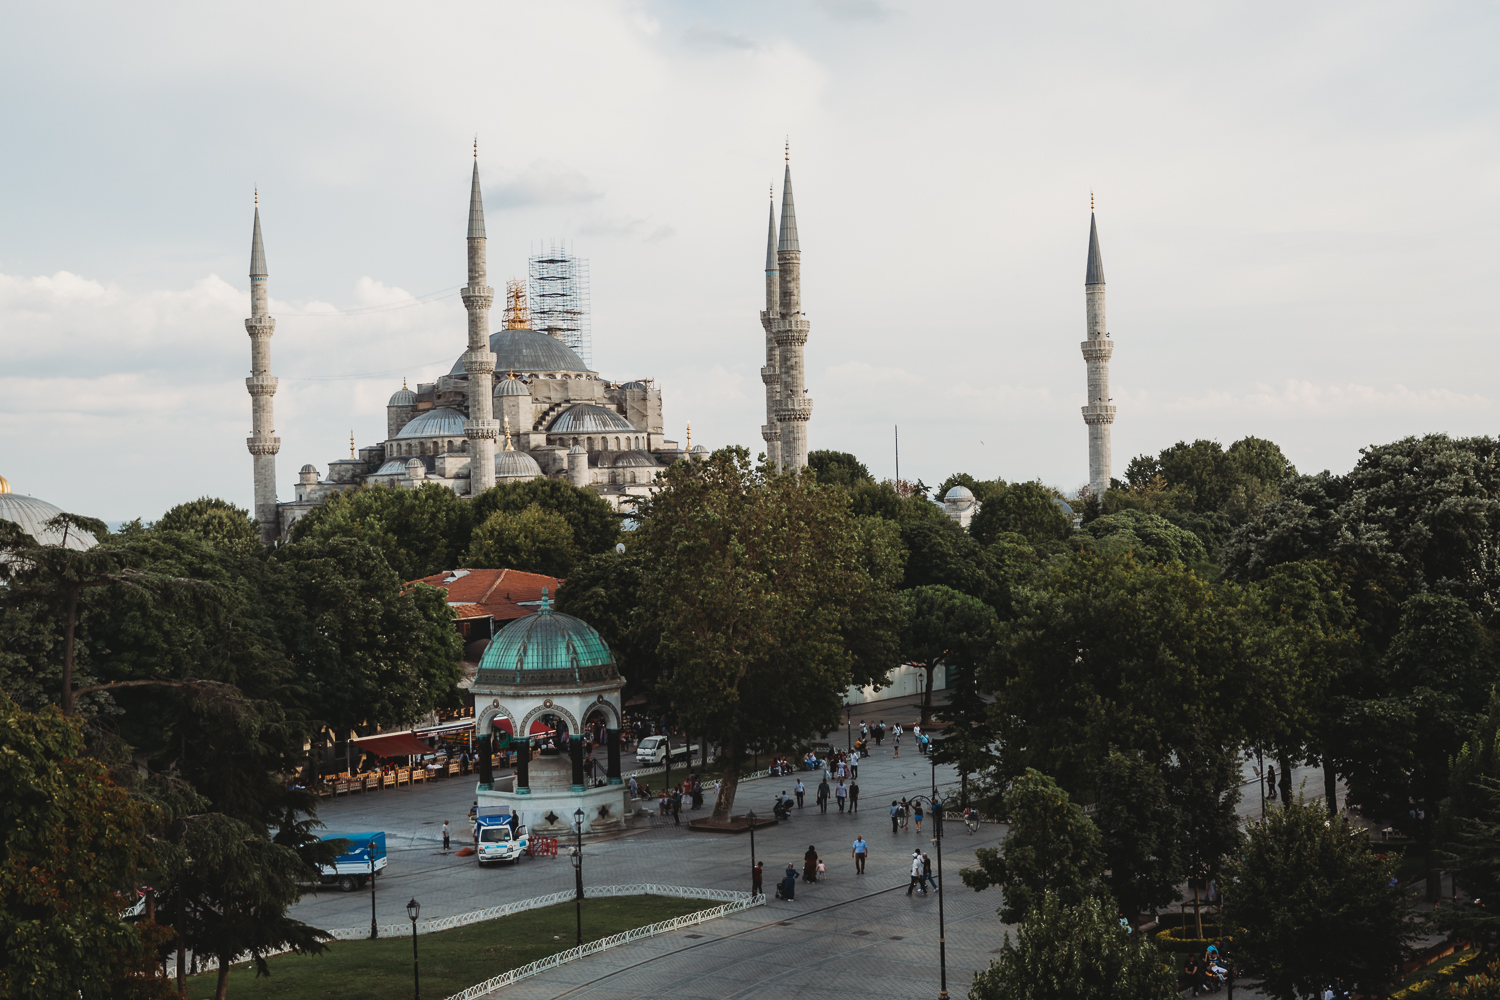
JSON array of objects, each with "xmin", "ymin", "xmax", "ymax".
[
  {"xmin": 746, "ymin": 810, "xmax": 758, "ymax": 895},
  {"xmin": 933, "ymin": 796, "xmax": 949, "ymax": 1000},
  {"xmin": 844, "ymin": 701, "xmax": 851, "ymax": 751},
  {"xmin": 368, "ymin": 838, "xmax": 378, "ymax": 940},
  {"xmin": 571, "ymin": 808, "xmax": 585, "ymax": 946},
  {"xmin": 406, "ymin": 898, "xmax": 421, "ymax": 1000}
]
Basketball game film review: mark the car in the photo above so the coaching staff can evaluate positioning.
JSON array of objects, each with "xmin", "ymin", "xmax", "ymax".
[
  {"xmin": 634, "ymin": 735, "xmax": 697, "ymax": 767},
  {"xmin": 475, "ymin": 814, "xmax": 530, "ymax": 865},
  {"xmin": 317, "ymin": 831, "xmax": 387, "ymax": 891}
]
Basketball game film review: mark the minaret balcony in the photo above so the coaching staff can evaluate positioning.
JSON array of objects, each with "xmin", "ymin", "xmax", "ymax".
[
  {"xmin": 773, "ymin": 397, "xmax": 814, "ymax": 422},
  {"xmin": 464, "ymin": 419, "xmax": 501, "ymax": 439},
  {"xmin": 1081, "ymin": 405, "xmax": 1117, "ymax": 425},
  {"xmin": 1080, "ymin": 340, "xmax": 1114, "ymax": 361},
  {"xmin": 245, "ymin": 375, "xmax": 279, "ymax": 396},
  {"xmin": 760, "ymin": 366, "xmax": 780, "ymax": 385},
  {"xmin": 246, "ymin": 435, "xmax": 282, "ymax": 455}
]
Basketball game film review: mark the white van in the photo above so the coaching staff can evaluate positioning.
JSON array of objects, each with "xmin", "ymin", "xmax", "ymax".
[
  {"xmin": 635, "ymin": 736, "xmax": 696, "ymax": 767},
  {"xmin": 475, "ymin": 814, "xmax": 530, "ymax": 865}
]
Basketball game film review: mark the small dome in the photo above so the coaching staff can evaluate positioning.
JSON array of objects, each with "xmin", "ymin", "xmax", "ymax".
[
  {"xmin": 944, "ymin": 485, "xmax": 975, "ymax": 501},
  {"xmin": 568, "ymin": 444, "xmax": 587, "ymax": 455},
  {"xmin": 495, "ymin": 450, "xmax": 543, "ymax": 480},
  {"xmin": 388, "ymin": 387, "xmax": 417, "ymax": 406},
  {"xmin": 613, "ymin": 451, "xmax": 657, "ymax": 468},
  {"xmin": 690, "ymin": 445, "xmax": 709, "ymax": 455},
  {"xmin": 394, "ymin": 407, "xmax": 467, "ymax": 440},
  {"xmin": 299, "ymin": 464, "xmax": 318, "ymax": 475},
  {"xmin": 549, "ymin": 404, "xmax": 636, "ymax": 435},
  {"xmin": 494, "ymin": 376, "xmax": 531, "ymax": 397},
  {"xmin": 1053, "ymin": 498, "xmax": 1074, "ymax": 515},
  {"xmin": 475, "ymin": 598, "xmax": 618, "ymax": 689},
  {"xmin": 405, "ymin": 457, "xmax": 424, "ymax": 470},
  {"xmin": 620, "ymin": 381, "xmax": 648, "ymax": 391},
  {"xmin": 0, "ymin": 493, "xmax": 98, "ymax": 550}
]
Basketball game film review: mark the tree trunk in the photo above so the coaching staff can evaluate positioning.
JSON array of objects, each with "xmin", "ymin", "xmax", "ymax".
[
  {"xmin": 215, "ymin": 961, "xmax": 230, "ymax": 1000},
  {"xmin": 1277, "ymin": 749, "xmax": 1293, "ymax": 808},
  {"xmin": 712, "ymin": 752, "xmax": 742, "ymax": 821},
  {"xmin": 1426, "ymin": 844, "xmax": 1443, "ymax": 904},
  {"xmin": 61, "ymin": 585, "xmax": 79, "ymax": 715},
  {"xmin": 921, "ymin": 664, "xmax": 936, "ymax": 728},
  {"xmin": 177, "ymin": 939, "xmax": 185, "ymax": 997},
  {"xmin": 1323, "ymin": 761, "xmax": 1338, "ymax": 815}
]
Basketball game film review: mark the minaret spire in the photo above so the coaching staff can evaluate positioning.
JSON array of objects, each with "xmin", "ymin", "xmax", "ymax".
[
  {"xmin": 1081, "ymin": 201, "xmax": 1115, "ymax": 499},
  {"xmin": 245, "ymin": 195, "xmax": 281, "ymax": 544},
  {"xmin": 759, "ymin": 187, "xmax": 782, "ymax": 469},
  {"xmin": 771, "ymin": 148, "xmax": 812, "ymax": 473},
  {"xmin": 462, "ymin": 148, "xmax": 499, "ymax": 494}
]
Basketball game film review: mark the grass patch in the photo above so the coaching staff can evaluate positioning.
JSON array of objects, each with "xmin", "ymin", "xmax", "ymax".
[{"xmin": 186, "ymin": 895, "xmax": 709, "ymax": 1000}]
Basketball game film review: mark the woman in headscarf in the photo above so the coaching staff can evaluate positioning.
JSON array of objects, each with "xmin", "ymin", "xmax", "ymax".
[{"xmin": 803, "ymin": 845, "xmax": 819, "ymax": 883}]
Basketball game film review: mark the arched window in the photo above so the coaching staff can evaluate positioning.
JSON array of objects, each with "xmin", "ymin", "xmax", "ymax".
[
  {"xmin": 614, "ymin": 436, "xmax": 621, "ymax": 451},
  {"xmin": 586, "ymin": 437, "xmax": 595, "ymax": 451}
]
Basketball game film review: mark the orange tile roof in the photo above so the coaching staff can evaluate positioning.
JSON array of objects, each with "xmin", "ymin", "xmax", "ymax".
[
  {"xmin": 449, "ymin": 603, "xmax": 491, "ymax": 620},
  {"xmin": 408, "ymin": 568, "xmax": 565, "ymax": 623}
]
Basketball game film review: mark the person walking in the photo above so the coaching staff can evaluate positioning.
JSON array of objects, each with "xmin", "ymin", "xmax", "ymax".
[
  {"xmin": 849, "ymin": 779, "xmax": 860, "ymax": 812},
  {"xmin": 817, "ymin": 777, "xmax": 830, "ymax": 814},
  {"xmin": 921, "ymin": 852, "xmax": 937, "ymax": 892},
  {"xmin": 907, "ymin": 851, "xmax": 925, "ymax": 895},
  {"xmin": 795, "ymin": 778, "xmax": 805, "ymax": 808},
  {"xmin": 692, "ymin": 776, "xmax": 703, "ymax": 810},
  {"xmin": 890, "ymin": 800, "xmax": 901, "ymax": 834},
  {"xmin": 803, "ymin": 845, "xmax": 820, "ymax": 884},
  {"xmin": 900, "ymin": 797, "xmax": 911, "ymax": 830},
  {"xmin": 671, "ymin": 789, "xmax": 681, "ymax": 825},
  {"xmin": 850, "ymin": 754, "xmax": 859, "ymax": 779},
  {"xmin": 893, "ymin": 728, "xmax": 901, "ymax": 758},
  {"xmin": 442, "ymin": 820, "xmax": 451, "ymax": 852},
  {"xmin": 836, "ymin": 780, "xmax": 848, "ymax": 813},
  {"xmin": 752, "ymin": 861, "xmax": 764, "ymax": 897},
  {"xmin": 913, "ymin": 799, "xmax": 924, "ymax": 834},
  {"xmin": 851, "ymin": 836, "xmax": 868, "ymax": 874},
  {"xmin": 876, "ymin": 721, "xmax": 886, "ymax": 746}
]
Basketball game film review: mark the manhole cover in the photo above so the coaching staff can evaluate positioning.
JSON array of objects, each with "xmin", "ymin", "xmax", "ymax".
[
  {"xmin": 684, "ymin": 934, "xmax": 704, "ymax": 939},
  {"xmin": 852, "ymin": 930, "xmax": 871, "ymax": 936},
  {"xmin": 889, "ymin": 936, "xmax": 904, "ymax": 940}
]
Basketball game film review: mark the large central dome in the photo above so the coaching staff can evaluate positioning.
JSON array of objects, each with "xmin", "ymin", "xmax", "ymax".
[
  {"xmin": 474, "ymin": 601, "xmax": 617, "ymax": 689},
  {"xmin": 449, "ymin": 329, "xmax": 591, "ymax": 377}
]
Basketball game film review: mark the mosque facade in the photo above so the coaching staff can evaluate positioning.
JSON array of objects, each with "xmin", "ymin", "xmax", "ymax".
[{"xmin": 249, "ymin": 156, "xmax": 700, "ymax": 541}]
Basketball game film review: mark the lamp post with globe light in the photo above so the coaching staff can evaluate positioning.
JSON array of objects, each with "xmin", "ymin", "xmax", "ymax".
[
  {"xmin": 406, "ymin": 898, "xmax": 421, "ymax": 1000},
  {"xmin": 747, "ymin": 810, "xmax": 758, "ymax": 895},
  {"xmin": 369, "ymin": 838, "xmax": 378, "ymax": 940},
  {"xmin": 571, "ymin": 808, "xmax": 586, "ymax": 945}
]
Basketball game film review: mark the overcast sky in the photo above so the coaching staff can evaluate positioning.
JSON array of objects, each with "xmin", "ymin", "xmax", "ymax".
[{"xmin": 2, "ymin": 1, "xmax": 1497, "ymax": 521}]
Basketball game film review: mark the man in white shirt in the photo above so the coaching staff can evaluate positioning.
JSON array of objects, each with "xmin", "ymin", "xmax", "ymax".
[{"xmin": 907, "ymin": 851, "xmax": 925, "ymax": 895}]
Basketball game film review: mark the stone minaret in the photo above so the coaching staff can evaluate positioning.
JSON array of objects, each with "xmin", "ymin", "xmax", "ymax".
[
  {"xmin": 759, "ymin": 190, "xmax": 782, "ymax": 471},
  {"xmin": 1081, "ymin": 204, "xmax": 1116, "ymax": 498},
  {"xmin": 462, "ymin": 153, "xmax": 499, "ymax": 493},
  {"xmin": 771, "ymin": 152, "xmax": 812, "ymax": 472},
  {"xmin": 245, "ymin": 194, "xmax": 281, "ymax": 544}
]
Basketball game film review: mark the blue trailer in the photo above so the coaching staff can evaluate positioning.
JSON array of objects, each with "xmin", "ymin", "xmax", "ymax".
[{"xmin": 319, "ymin": 831, "xmax": 387, "ymax": 891}]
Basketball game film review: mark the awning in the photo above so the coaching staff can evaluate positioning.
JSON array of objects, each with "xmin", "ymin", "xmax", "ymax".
[{"xmin": 352, "ymin": 732, "xmax": 435, "ymax": 758}]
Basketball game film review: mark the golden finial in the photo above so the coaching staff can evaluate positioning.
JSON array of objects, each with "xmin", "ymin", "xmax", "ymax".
[
  {"xmin": 473, "ymin": 136, "xmax": 478, "ymax": 160},
  {"xmin": 0, "ymin": 473, "xmax": 10, "ymax": 494},
  {"xmin": 349, "ymin": 431, "xmax": 355, "ymax": 459},
  {"xmin": 402, "ymin": 377, "xmax": 407, "ymax": 389},
  {"xmin": 503, "ymin": 414, "xmax": 514, "ymax": 451}
]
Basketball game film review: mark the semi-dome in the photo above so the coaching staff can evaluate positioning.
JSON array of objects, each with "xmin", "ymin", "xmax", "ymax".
[
  {"xmin": 0, "ymin": 492, "xmax": 98, "ymax": 550},
  {"xmin": 373, "ymin": 459, "xmax": 409, "ymax": 475},
  {"xmin": 612, "ymin": 451, "xmax": 657, "ymax": 468},
  {"xmin": 494, "ymin": 376, "xmax": 531, "ymax": 397},
  {"xmin": 944, "ymin": 485, "xmax": 975, "ymax": 501},
  {"xmin": 495, "ymin": 450, "xmax": 543, "ymax": 480},
  {"xmin": 548, "ymin": 404, "xmax": 635, "ymax": 435},
  {"xmin": 393, "ymin": 407, "xmax": 467, "ymax": 440},
  {"xmin": 448, "ymin": 329, "xmax": 591, "ymax": 377},
  {"xmin": 388, "ymin": 386, "xmax": 416, "ymax": 406},
  {"xmin": 619, "ymin": 381, "xmax": 648, "ymax": 390},
  {"xmin": 475, "ymin": 596, "xmax": 618, "ymax": 688}
]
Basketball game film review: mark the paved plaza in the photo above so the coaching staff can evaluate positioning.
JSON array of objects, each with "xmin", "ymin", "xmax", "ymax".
[{"xmin": 299, "ymin": 697, "xmax": 1329, "ymax": 999}]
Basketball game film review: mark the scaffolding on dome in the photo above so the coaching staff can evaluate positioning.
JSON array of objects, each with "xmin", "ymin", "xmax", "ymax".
[{"xmin": 528, "ymin": 241, "xmax": 591, "ymax": 369}]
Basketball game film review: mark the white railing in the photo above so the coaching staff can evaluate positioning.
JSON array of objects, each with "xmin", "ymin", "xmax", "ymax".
[
  {"xmin": 177, "ymin": 884, "xmax": 761, "ymax": 977},
  {"xmin": 442, "ymin": 888, "xmax": 763, "ymax": 1000}
]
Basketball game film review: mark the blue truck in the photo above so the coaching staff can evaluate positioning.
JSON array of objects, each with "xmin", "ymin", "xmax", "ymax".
[
  {"xmin": 475, "ymin": 813, "xmax": 530, "ymax": 865},
  {"xmin": 318, "ymin": 831, "xmax": 387, "ymax": 891}
]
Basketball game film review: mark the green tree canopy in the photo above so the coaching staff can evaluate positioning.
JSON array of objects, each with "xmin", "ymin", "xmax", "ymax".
[
  {"xmin": 1093, "ymin": 750, "xmax": 1184, "ymax": 922},
  {"xmin": 937, "ymin": 473, "xmax": 1008, "ymax": 503},
  {"xmin": 471, "ymin": 477, "xmax": 619, "ymax": 556},
  {"xmin": 962, "ymin": 769, "xmax": 1105, "ymax": 924},
  {"xmin": 288, "ymin": 483, "xmax": 470, "ymax": 580},
  {"xmin": 554, "ymin": 547, "xmax": 653, "ymax": 694},
  {"xmin": 466, "ymin": 503, "xmax": 578, "ymax": 576},
  {"xmin": 154, "ymin": 498, "xmax": 261, "ymax": 556},
  {"xmin": 1083, "ymin": 508, "xmax": 1208, "ymax": 567},
  {"xmin": 970, "ymin": 481, "xmax": 1072, "ymax": 546},
  {"xmin": 1226, "ymin": 800, "xmax": 1412, "ymax": 1000},
  {"xmin": 807, "ymin": 449, "xmax": 872, "ymax": 488}
]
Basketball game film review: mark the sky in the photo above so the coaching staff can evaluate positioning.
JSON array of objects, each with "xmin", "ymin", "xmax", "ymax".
[{"xmin": 2, "ymin": 1, "xmax": 1497, "ymax": 521}]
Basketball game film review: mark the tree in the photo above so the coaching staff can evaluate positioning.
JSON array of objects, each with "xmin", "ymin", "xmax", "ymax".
[
  {"xmin": 962, "ymin": 769, "xmax": 1104, "ymax": 924},
  {"xmin": 1225, "ymin": 800, "xmax": 1412, "ymax": 1000},
  {"xmin": 631, "ymin": 447, "xmax": 898, "ymax": 819},
  {"xmin": 466, "ymin": 503, "xmax": 578, "ymax": 576},
  {"xmin": 288, "ymin": 482, "xmax": 470, "ymax": 580},
  {"xmin": 1093, "ymin": 750, "xmax": 1183, "ymax": 923},
  {"xmin": 1083, "ymin": 508, "xmax": 1208, "ymax": 568},
  {"xmin": 897, "ymin": 585, "xmax": 998, "ymax": 727},
  {"xmin": 968, "ymin": 891, "xmax": 1178, "ymax": 1000},
  {"xmin": 0, "ymin": 691, "xmax": 160, "ymax": 1000},
  {"xmin": 471, "ymin": 478, "xmax": 620, "ymax": 556},
  {"xmin": 1438, "ymin": 774, "xmax": 1500, "ymax": 945},
  {"xmin": 554, "ymin": 547, "xmax": 655, "ymax": 696},
  {"xmin": 936, "ymin": 473, "xmax": 1007, "ymax": 502},
  {"xmin": 970, "ymin": 481, "xmax": 1071, "ymax": 546},
  {"xmin": 807, "ymin": 449, "xmax": 871, "ymax": 487},
  {"xmin": 154, "ymin": 498, "xmax": 260, "ymax": 556}
]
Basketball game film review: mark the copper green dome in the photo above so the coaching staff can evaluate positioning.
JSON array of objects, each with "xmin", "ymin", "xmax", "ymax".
[{"xmin": 475, "ymin": 595, "xmax": 618, "ymax": 688}]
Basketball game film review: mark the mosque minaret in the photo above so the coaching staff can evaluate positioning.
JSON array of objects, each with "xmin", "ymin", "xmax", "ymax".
[
  {"xmin": 759, "ymin": 191, "xmax": 782, "ymax": 471},
  {"xmin": 770, "ymin": 150, "xmax": 812, "ymax": 473},
  {"xmin": 1081, "ymin": 200, "xmax": 1115, "ymax": 499},
  {"xmin": 462, "ymin": 150, "xmax": 500, "ymax": 493},
  {"xmin": 245, "ymin": 194, "xmax": 281, "ymax": 545}
]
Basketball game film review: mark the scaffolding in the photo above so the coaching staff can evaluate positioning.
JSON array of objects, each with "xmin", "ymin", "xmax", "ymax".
[{"xmin": 528, "ymin": 241, "xmax": 591, "ymax": 369}]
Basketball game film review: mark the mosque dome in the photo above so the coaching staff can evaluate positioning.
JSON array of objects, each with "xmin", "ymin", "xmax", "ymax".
[
  {"xmin": 448, "ymin": 329, "xmax": 591, "ymax": 377},
  {"xmin": 388, "ymin": 386, "xmax": 417, "ymax": 407},
  {"xmin": 944, "ymin": 485, "xmax": 975, "ymax": 501},
  {"xmin": 299, "ymin": 464, "xmax": 317, "ymax": 474},
  {"xmin": 568, "ymin": 444, "xmax": 586, "ymax": 455},
  {"xmin": 494, "ymin": 376, "xmax": 531, "ymax": 397},
  {"xmin": 548, "ymin": 404, "xmax": 635, "ymax": 435},
  {"xmin": 495, "ymin": 450, "xmax": 543, "ymax": 480},
  {"xmin": 394, "ymin": 407, "xmax": 467, "ymax": 440},
  {"xmin": 1053, "ymin": 498, "xmax": 1074, "ymax": 515},
  {"xmin": 690, "ymin": 445, "xmax": 709, "ymax": 455},
  {"xmin": 405, "ymin": 458, "xmax": 424, "ymax": 471},
  {"xmin": 0, "ymin": 491, "xmax": 98, "ymax": 550},
  {"xmin": 620, "ymin": 381, "xmax": 648, "ymax": 391},
  {"xmin": 475, "ymin": 597, "xmax": 618, "ymax": 688},
  {"xmin": 612, "ymin": 451, "xmax": 657, "ymax": 468}
]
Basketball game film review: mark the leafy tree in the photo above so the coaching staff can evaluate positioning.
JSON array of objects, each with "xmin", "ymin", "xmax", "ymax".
[
  {"xmin": 470, "ymin": 478, "xmax": 619, "ymax": 556},
  {"xmin": 288, "ymin": 483, "xmax": 470, "ymax": 580},
  {"xmin": 846, "ymin": 478, "xmax": 945, "ymax": 524},
  {"xmin": 1083, "ymin": 508, "xmax": 1208, "ymax": 567},
  {"xmin": 631, "ymin": 447, "xmax": 898, "ymax": 819},
  {"xmin": 466, "ymin": 503, "xmax": 577, "ymax": 576},
  {"xmin": 807, "ymin": 449, "xmax": 871, "ymax": 487},
  {"xmin": 936, "ymin": 472, "xmax": 1007, "ymax": 502},
  {"xmin": 962, "ymin": 769, "xmax": 1104, "ymax": 924},
  {"xmin": 1225, "ymin": 800, "xmax": 1412, "ymax": 1000},
  {"xmin": 0, "ymin": 691, "xmax": 160, "ymax": 1000},
  {"xmin": 154, "ymin": 498, "xmax": 260, "ymax": 556},
  {"xmin": 898, "ymin": 584, "xmax": 998, "ymax": 727},
  {"xmin": 968, "ymin": 891, "xmax": 1178, "ymax": 1000},
  {"xmin": 554, "ymin": 548, "xmax": 655, "ymax": 695},
  {"xmin": 1438, "ymin": 773, "xmax": 1500, "ymax": 945},
  {"xmin": 970, "ymin": 481, "xmax": 1071, "ymax": 546},
  {"xmin": 1093, "ymin": 750, "xmax": 1183, "ymax": 923}
]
